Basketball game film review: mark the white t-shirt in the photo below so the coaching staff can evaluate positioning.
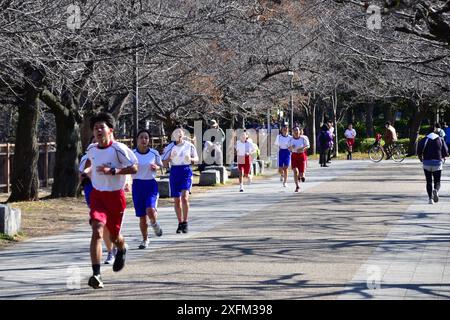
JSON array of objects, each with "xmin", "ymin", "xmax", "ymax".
[
  {"xmin": 86, "ymin": 141, "xmax": 138, "ymax": 192},
  {"xmin": 344, "ymin": 129, "xmax": 356, "ymax": 139},
  {"xmin": 79, "ymin": 154, "xmax": 88, "ymax": 173},
  {"xmin": 290, "ymin": 136, "xmax": 310, "ymax": 152},
  {"xmin": 132, "ymin": 148, "xmax": 163, "ymax": 180},
  {"xmin": 162, "ymin": 141, "xmax": 199, "ymax": 166},
  {"xmin": 235, "ymin": 140, "xmax": 256, "ymax": 157},
  {"xmin": 275, "ymin": 134, "xmax": 292, "ymax": 149}
]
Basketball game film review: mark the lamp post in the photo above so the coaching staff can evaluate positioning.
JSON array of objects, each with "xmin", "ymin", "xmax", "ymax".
[{"xmin": 287, "ymin": 71, "xmax": 294, "ymax": 128}]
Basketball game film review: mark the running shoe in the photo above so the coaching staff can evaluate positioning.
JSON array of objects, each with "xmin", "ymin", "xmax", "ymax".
[
  {"xmin": 88, "ymin": 275, "xmax": 104, "ymax": 289},
  {"xmin": 280, "ymin": 175, "xmax": 283, "ymax": 182},
  {"xmin": 113, "ymin": 245, "xmax": 128, "ymax": 272},
  {"xmin": 283, "ymin": 182, "xmax": 287, "ymax": 188},
  {"xmin": 239, "ymin": 185, "xmax": 244, "ymax": 192},
  {"xmin": 247, "ymin": 176, "xmax": 252, "ymax": 185},
  {"xmin": 152, "ymin": 222, "xmax": 163, "ymax": 237},
  {"xmin": 433, "ymin": 189, "xmax": 439, "ymax": 203},
  {"xmin": 295, "ymin": 186, "xmax": 300, "ymax": 192},
  {"xmin": 301, "ymin": 177, "xmax": 305, "ymax": 182},
  {"xmin": 138, "ymin": 239, "xmax": 149, "ymax": 249},
  {"xmin": 429, "ymin": 198, "xmax": 434, "ymax": 204},
  {"xmin": 176, "ymin": 222, "xmax": 183, "ymax": 233},
  {"xmin": 104, "ymin": 248, "xmax": 117, "ymax": 264},
  {"xmin": 181, "ymin": 222, "xmax": 188, "ymax": 234}
]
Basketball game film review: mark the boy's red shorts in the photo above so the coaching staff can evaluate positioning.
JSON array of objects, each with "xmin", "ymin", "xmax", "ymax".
[
  {"xmin": 237, "ymin": 155, "xmax": 251, "ymax": 176},
  {"xmin": 291, "ymin": 152, "xmax": 307, "ymax": 173},
  {"xmin": 346, "ymin": 138, "xmax": 355, "ymax": 147},
  {"xmin": 89, "ymin": 188, "xmax": 126, "ymax": 237}
]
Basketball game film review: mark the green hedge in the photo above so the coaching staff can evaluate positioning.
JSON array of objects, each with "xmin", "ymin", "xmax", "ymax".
[{"xmin": 337, "ymin": 137, "xmax": 423, "ymax": 153}]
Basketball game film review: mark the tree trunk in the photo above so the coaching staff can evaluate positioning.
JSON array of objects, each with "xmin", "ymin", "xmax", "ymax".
[
  {"xmin": 50, "ymin": 111, "xmax": 82, "ymax": 197},
  {"xmin": 383, "ymin": 102, "xmax": 395, "ymax": 124},
  {"xmin": 8, "ymin": 91, "xmax": 40, "ymax": 202},
  {"xmin": 365, "ymin": 103, "xmax": 375, "ymax": 138},
  {"xmin": 306, "ymin": 103, "xmax": 316, "ymax": 155},
  {"xmin": 408, "ymin": 101, "xmax": 430, "ymax": 156}
]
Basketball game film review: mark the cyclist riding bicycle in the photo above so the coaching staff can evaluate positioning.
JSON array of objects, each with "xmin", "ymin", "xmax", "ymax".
[{"xmin": 383, "ymin": 121, "xmax": 398, "ymax": 159}]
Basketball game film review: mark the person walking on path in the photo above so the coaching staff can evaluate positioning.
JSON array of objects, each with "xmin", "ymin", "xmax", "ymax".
[
  {"xmin": 417, "ymin": 124, "xmax": 448, "ymax": 204},
  {"xmin": 235, "ymin": 131, "xmax": 256, "ymax": 192},
  {"xmin": 132, "ymin": 129, "xmax": 164, "ymax": 249},
  {"xmin": 318, "ymin": 124, "xmax": 333, "ymax": 167},
  {"xmin": 79, "ymin": 137, "xmax": 117, "ymax": 265},
  {"xmin": 82, "ymin": 112, "xmax": 138, "ymax": 289},
  {"xmin": 162, "ymin": 128, "xmax": 199, "ymax": 234},
  {"xmin": 289, "ymin": 126, "xmax": 310, "ymax": 192},
  {"xmin": 326, "ymin": 120, "xmax": 335, "ymax": 163},
  {"xmin": 344, "ymin": 123, "xmax": 356, "ymax": 160},
  {"xmin": 274, "ymin": 123, "xmax": 292, "ymax": 187}
]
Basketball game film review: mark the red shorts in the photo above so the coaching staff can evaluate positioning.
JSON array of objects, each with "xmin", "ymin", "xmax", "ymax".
[
  {"xmin": 89, "ymin": 188, "xmax": 126, "ymax": 237},
  {"xmin": 237, "ymin": 155, "xmax": 251, "ymax": 176},
  {"xmin": 291, "ymin": 152, "xmax": 307, "ymax": 173},
  {"xmin": 346, "ymin": 138, "xmax": 355, "ymax": 147}
]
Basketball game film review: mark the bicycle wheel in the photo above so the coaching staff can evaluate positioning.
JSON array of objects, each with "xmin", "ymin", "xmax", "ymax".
[
  {"xmin": 391, "ymin": 145, "xmax": 406, "ymax": 162},
  {"xmin": 368, "ymin": 146, "xmax": 384, "ymax": 162}
]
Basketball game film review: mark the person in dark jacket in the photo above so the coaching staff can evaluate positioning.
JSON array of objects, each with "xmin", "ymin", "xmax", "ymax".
[
  {"xmin": 417, "ymin": 125, "xmax": 449, "ymax": 204},
  {"xmin": 318, "ymin": 124, "xmax": 333, "ymax": 167}
]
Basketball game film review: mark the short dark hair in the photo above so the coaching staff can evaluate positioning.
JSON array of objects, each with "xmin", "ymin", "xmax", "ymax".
[
  {"xmin": 136, "ymin": 129, "xmax": 152, "ymax": 139},
  {"xmin": 435, "ymin": 123, "xmax": 441, "ymax": 129},
  {"xmin": 385, "ymin": 121, "xmax": 391, "ymax": 126},
  {"xmin": 90, "ymin": 112, "xmax": 116, "ymax": 130}
]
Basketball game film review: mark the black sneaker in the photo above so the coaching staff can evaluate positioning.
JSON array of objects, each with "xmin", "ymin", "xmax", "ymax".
[
  {"xmin": 176, "ymin": 223, "xmax": 183, "ymax": 234},
  {"xmin": 433, "ymin": 189, "xmax": 439, "ymax": 203},
  {"xmin": 301, "ymin": 177, "xmax": 305, "ymax": 182},
  {"xmin": 113, "ymin": 245, "xmax": 127, "ymax": 272},
  {"xmin": 88, "ymin": 275, "xmax": 104, "ymax": 289},
  {"xmin": 182, "ymin": 222, "xmax": 188, "ymax": 234}
]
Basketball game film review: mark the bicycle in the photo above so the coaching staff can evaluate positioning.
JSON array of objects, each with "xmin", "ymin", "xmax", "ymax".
[{"xmin": 368, "ymin": 134, "xmax": 406, "ymax": 163}]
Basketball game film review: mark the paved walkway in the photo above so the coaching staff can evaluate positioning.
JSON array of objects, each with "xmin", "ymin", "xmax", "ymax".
[{"xmin": 1, "ymin": 159, "xmax": 450, "ymax": 299}]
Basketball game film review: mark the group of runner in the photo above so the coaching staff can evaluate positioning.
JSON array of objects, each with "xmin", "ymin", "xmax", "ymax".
[
  {"xmin": 78, "ymin": 111, "xmax": 448, "ymax": 290},
  {"xmin": 79, "ymin": 112, "xmax": 199, "ymax": 289},
  {"xmin": 274, "ymin": 124, "xmax": 310, "ymax": 192}
]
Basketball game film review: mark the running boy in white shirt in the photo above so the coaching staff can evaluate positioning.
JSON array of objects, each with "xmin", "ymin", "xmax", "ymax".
[
  {"xmin": 344, "ymin": 123, "xmax": 356, "ymax": 160},
  {"xmin": 79, "ymin": 136, "xmax": 116, "ymax": 265},
  {"xmin": 289, "ymin": 127, "xmax": 310, "ymax": 192},
  {"xmin": 162, "ymin": 128, "xmax": 199, "ymax": 234},
  {"xmin": 235, "ymin": 131, "xmax": 256, "ymax": 192},
  {"xmin": 132, "ymin": 129, "xmax": 164, "ymax": 249},
  {"xmin": 274, "ymin": 123, "xmax": 292, "ymax": 187},
  {"xmin": 82, "ymin": 112, "xmax": 138, "ymax": 289}
]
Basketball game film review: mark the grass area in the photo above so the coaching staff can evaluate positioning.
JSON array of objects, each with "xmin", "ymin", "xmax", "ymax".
[{"xmin": 0, "ymin": 168, "xmax": 276, "ymax": 250}]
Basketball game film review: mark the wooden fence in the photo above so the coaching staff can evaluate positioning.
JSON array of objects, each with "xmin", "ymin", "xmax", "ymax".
[
  {"xmin": 0, "ymin": 142, "xmax": 56, "ymax": 194},
  {"xmin": 0, "ymin": 137, "xmax": 168, "ymax": 194}
]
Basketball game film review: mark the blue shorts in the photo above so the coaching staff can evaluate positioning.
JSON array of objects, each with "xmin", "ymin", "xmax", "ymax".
[
  {"xmin": 132, "ymin": 179, "xmax": 159, "ymax": 217},
  {"xmin": 84, "ymin": 181, "xmax": 93, "ymax": 207},
  {"xmin": 278, "ymin": 149, "xmax": 291, "ymax": 168},
  {"xmin": 170, "ymin": 165, "xmax": 192, "ymax": 198}
]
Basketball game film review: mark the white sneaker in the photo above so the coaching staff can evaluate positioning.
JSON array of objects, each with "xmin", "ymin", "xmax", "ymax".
[
  {"xmin": 239, "ymin": 185, "xmax": 244, "ymax": 192},
  {"xmin": 247, "ymin": 176, "xmax": 252, "ymax": 185},
  {"xmin": 138, "ymin": 239, "xmax": 149, "ymax": 249},
  {"xmin": 104, "ymin": 248, "xmax": 117, "ymax": 264},
  {"xmin": 429, "ymin": 198, "xmax": 434, "ymax": 204},
  {"xmin": 283, "ymin": 182, "xmax": 287, "ymax": 188},
  {"xmin": 152, "ymin": 222, "xmax": 163, "ymax": 237}
]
